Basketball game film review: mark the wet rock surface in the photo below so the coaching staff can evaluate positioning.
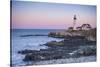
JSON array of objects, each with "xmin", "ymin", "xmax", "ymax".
[{"xmin": 18, "ymin": 36, "xmax": 96, "ymax": 62}]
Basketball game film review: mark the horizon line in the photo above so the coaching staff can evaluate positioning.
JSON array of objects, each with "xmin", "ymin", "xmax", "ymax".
[{"xmin": 10, "ymin": 28, "xmax": 67, "ymax": 30}]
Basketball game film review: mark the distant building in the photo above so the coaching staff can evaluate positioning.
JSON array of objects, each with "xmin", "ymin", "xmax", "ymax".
[
  {"xmin": 68, "ymin": 15, "xmax": 92, "ymax": 31},
  {"xmin": 81, "ymin": 24, "xmax": 92, "ymax": 30},
  {"xmin": 76, "ymin": 27, "xmax": 82, "ymax": 30},
  {"xmin": 76, "ymin": 24, "xmax": 92, "ymax": 30}
]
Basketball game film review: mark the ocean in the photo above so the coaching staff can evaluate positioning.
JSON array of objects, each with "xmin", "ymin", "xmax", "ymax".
[{"xmin": 11, "ymin": 29, "xmax": 64, "ymax": 67}]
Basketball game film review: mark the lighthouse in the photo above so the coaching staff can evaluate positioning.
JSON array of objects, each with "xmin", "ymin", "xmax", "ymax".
[{"xmin": 73, "ymin": 15, "xmax": 77, "ymax": 30}]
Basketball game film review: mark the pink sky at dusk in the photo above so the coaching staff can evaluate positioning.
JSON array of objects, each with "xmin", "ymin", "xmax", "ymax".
[{"xmin": 11, "ymin": 1, "xmax": 96, "ymax": 29}]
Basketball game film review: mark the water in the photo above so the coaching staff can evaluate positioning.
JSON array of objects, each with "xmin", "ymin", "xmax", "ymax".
[{"xmin": 11, "ymin": 29, "xmax": 64, "ymax": 67}]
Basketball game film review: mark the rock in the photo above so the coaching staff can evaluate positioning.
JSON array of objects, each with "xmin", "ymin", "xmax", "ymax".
[
  {"xmin": 18, "ymin": 35, "xmax": 96, "ymax": 62},
  {"xmin": 77, "ymin": 45, "xmax": 96, "ymax": 56},
  {"xmin": 18, "ymin": 49, "xmax": 38, "ymax": 54},
  {"xmin": 48, "ymin": 32, "xmax": 65, "ymax": 38},
  {"xmin": 23, "ymin": 51, "xmax": 65, "ymax": 61},
  {"xmin": 44, "ymin": 41, "xmax": 64, "ymax": 47},
  {"xmin": 23, "ymin": 53, "xmax": 48, "ymax": 61},
  {"xmin": 23, "ymin": 53, "xmax": 35, "ymax": 61},
  {"xmin": 48, "ymin": 28, "xmax": 96, "ymax": 41},
  {"xmin": 21, "ymin": 45, "xmax": 96, "ymax": 62}
]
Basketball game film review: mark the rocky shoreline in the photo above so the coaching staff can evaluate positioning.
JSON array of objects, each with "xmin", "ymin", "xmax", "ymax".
[
  {"xmin": 23, "ymin": 56, "xmax": 96, "ymax": 66},
  {"xmin": 18, "ymin": 35, "xmax": 96, "ymax": 63}
]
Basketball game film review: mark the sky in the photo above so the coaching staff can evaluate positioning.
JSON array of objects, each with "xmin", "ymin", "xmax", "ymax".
[{"xmin": 11, "ymin": 1, "xmax": 96, "ymax": 29}]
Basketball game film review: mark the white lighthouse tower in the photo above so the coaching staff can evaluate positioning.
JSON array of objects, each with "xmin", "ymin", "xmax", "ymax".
[{"xmin": 73, "ymin": 15, "xmax": 77, "ymax": 30}]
